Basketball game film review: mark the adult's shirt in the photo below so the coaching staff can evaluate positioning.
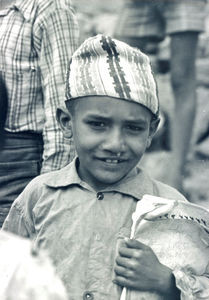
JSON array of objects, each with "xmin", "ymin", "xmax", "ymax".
[{"xmin": 0, "ymin": 0, "xmax": 79, "ymax": 172}]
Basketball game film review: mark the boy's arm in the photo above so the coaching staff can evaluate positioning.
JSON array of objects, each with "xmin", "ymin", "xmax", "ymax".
[
  {"xmin": 2, "ymin": 201, "xmax": 30, "ymax": 238},
  {"xmin": 2, "ymin": 178, "xmax": 38, "ymax": 238}
]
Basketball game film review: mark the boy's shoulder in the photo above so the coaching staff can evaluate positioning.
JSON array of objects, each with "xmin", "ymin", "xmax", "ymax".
[
  {"xmin": 134, "ymin": 166, "xmax": 187, "ymax": 202},
  {"xmin": 11, "ymin": 161, "xmax": 76, "ymax": 209},
  {"xmin": 119, "ymin": 167, "xmax": 187, "ymax": 203},
  {"xmin": 151, "ymin": 177, "xmax": 187, "ymax": 202},
  {"xmin": 9, "ymin": 161, "xmax": 77, "ymax": 218},
  {"xmin": 27, "ymin": 161, "xmax": 76, "ymax": 191}
]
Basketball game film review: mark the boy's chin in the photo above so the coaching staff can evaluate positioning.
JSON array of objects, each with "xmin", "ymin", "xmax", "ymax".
[{"xmin": 93, "ymin": 172, "xmax": 129, "ymax": 188}]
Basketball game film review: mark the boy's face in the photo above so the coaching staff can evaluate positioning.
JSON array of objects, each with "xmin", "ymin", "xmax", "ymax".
[{"xmin": 59, "ymin": 96, "xmax": 158, "ymax": 191}]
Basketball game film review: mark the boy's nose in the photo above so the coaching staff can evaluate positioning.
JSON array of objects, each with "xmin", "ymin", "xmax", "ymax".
[{"xmin": 102, "ymin": 128, "xmax": 126, "ymax": 153}]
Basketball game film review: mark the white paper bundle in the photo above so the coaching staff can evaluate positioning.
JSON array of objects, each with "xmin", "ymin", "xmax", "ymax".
[{"xmin": 120, "ymin": 195, "xmax": 209, "ymax": 300}]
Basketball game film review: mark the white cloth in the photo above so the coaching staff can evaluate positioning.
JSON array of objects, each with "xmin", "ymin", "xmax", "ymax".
[{"xmin": 124, "ymin": 195, "xmax": 209, "ymax": 300}]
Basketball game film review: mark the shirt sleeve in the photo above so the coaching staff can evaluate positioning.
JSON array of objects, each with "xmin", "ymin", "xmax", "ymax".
[
  {"xmin": 173, "ymin": 268, "xmax": 209, "ymax": 299},
  {"xmin": 2, "ymin": 201, "xmax": 31, "ymax": 238},
  {"xmin": 2, "ymin": 177, "xmax": 39, "ymax": 237},
  {"xmin": 36, "ymin": 4, "xmax": 79, "ymax": 173}
]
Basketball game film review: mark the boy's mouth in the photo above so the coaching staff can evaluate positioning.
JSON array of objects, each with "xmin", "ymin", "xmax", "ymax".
[
  {"xmin": 104, "ymin": 159, "xmax": 120, "ymax": 164},
  {"xmin": 97, "ymin": 157, "xmax": 124, "ymax": 164}
]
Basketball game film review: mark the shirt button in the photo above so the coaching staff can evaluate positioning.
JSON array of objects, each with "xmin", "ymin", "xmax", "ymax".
[
  {"xmin": 95, "ymin": 233, "xmax": 100, "ymax": 241},
  {"xmin": 97, "ymin": 192, "xmax": 104, "ymax": 200},
  {"xmin": 83, "ymin": 291, "xmax": 94, "ymax": 300}
]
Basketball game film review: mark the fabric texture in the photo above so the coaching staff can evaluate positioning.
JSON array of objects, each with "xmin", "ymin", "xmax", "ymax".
[
  {"xmin": 115, "ymin": 0, "xmax": 206, "ymax": 40},
  {"xmin": 0, "ymin": 230, "xmax": 67, "ymax": 300},
  {"xmin": 3, "ymin": 158, "xmax": 209, "ymax": 299},
  {"xmin": 122, "ymin": 195, "xmax": 209, "ymax": 300},
  {"xmin": 0, "ymin": 131, "xmax": 43, "ymax": 227},
  {"xmin": 0, "ymin": 0, "xmax": 79, "ymax": 172},
  {"xmin": 65, "ymin": 34, "xmax": 159, "ymax": 117}
]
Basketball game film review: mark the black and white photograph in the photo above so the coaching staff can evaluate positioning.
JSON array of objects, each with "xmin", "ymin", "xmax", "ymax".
[{"xmin": 0, "ymin": 0, "xmax": 209, "ymax": 299}]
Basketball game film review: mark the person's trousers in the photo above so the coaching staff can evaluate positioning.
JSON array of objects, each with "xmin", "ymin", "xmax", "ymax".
[{"xmin": 0, "ymin": 131, "xmax": 43, "ymax": 227}]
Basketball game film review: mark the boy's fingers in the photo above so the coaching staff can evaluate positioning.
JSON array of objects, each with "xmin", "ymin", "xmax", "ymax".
[
  {"xmin": 124, "ymin": 238, "xmax": 148, "ymax": 250},
  {"xmin": 114, "ymin": 264, "xmax": 134, "ymax": 278},
  {"xmin": 118, "ymin": 246, "xmax": 134, "ymax": 258},
  {"xmin": 113, "ymin": 276, "xmax": 136, "ymax": 289},
  {"xmin": 116, "ymin": 255, "xmax": 134, "ymax": 268}
]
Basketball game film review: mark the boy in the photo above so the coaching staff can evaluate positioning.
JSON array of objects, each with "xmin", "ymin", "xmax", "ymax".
[{"xmin": 3, "ymin": 35, "xmax": 209, "ymax": 299}]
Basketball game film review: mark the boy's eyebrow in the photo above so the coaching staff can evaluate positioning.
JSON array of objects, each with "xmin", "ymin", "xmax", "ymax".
[
  {"xmin": 84, "ymin": 114, "xmax": 149, "ymax": 124},
  {"xmin": 84, "ymin": 114, "xmax": 110, "ymax": 121}
]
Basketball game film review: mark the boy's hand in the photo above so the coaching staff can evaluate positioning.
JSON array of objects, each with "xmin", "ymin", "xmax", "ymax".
[{"xmin": 114, "ymin": 238, "xmax": 180, "ymax": 299}]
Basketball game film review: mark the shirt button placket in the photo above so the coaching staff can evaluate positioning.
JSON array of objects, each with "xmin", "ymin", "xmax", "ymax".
[{"xmin": 97, "ymin": 192, "xmax": 104, "ymax": 200}]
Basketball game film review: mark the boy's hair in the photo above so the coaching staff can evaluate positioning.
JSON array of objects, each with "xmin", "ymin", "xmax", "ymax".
[{"xmin": 65, "ymin": 34, "xmax": 159, "ymax": 118}]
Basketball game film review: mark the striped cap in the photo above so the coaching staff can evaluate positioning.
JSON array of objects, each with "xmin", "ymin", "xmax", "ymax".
[{"xmin": 65, "ymin": 34, "xmax": 159, "ymax": 117}]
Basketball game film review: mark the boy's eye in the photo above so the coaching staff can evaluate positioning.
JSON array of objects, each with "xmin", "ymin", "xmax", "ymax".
[
  {"xmin": 125, "ymin": 124, "xmax": 143, "ymax": 132},
  {"xmin": 87, "ymin": 121, "xmax": 106, "ymax": 128}
]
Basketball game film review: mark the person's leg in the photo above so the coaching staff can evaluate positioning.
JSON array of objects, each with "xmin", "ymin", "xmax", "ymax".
[
  {"xmin": 169, "ymin": 32, "xmax": 199, "ymax": 191},
  {"xmin": 162, "ymin": 0, "xmax": 206, "ymax": 192}
]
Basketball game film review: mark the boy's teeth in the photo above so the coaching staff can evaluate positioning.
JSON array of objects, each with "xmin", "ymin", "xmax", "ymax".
[{"xmin": 105, "ymin": 159, "xmax": 118, "ymax": 163}]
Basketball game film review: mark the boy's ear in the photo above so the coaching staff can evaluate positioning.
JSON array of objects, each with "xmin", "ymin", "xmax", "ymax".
[
  {"xmin": 146, "ymin": 117, "xmax": 160, "ymax": 148},
  {"xmin": 56, "ymin": 106, "xmax": 73, "ymax": 139}
]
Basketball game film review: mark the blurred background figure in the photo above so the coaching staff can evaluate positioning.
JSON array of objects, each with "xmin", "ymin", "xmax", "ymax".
[
  {"xmin": 73, "ymin": 0, "xmax": 121, "ymax": 43},
  {"xmin": 0, "ymin": 230, "xmax": 67, "ymax": 300},
  {"xmin": 114, "ymin": 0, "xmax": 206, "ymax": 194},
  {"xmin": 0, "ymin": 0, "xmax": 79, "ymax": 226}
]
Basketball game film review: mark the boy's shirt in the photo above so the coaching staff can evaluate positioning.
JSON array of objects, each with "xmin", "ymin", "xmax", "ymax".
[{"xmin": 3, "ymin": 158, "xmax": 205, "ymax": 300}]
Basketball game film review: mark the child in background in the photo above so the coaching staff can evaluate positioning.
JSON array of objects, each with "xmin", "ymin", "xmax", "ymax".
[{"xmin": 3, "ymin": 35, "xmax": 209, "ymax": 299}]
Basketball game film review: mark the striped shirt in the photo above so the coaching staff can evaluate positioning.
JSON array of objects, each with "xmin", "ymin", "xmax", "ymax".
[{"xmin": 0, "ymin": 0, "xmax": 79, "ymax": 172}]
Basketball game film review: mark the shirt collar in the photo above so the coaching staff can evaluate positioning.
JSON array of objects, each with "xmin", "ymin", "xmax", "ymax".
[
  {"xmin": 44, "ymin": 157, "xmax": 155, "ymax": 200},
  {"xmin": 14, "ymin": 0, "xmax": 35, "ymax": 21},
  {"xmin": 45, "ymin": 157, "xmax": 83, "ymax": 188}
]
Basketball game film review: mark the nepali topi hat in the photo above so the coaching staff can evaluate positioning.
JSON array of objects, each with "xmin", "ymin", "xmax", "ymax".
[{"xmin": 65, "ymin": 34, "xmax": 159, "ymax": 118}]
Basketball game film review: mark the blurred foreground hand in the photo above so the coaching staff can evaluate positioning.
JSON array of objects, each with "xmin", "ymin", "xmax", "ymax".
[{"xmin": 0, "ymin": 230, "xmax": 67, "ymax": 300}]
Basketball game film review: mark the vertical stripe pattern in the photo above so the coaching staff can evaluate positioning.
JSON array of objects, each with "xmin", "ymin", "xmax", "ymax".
[
  {"xmin": 0, "ymin": 0, "xmax": 79, "ymax": 172},
  {"xmin": 66, "ymin": 34, "xmax": 159, "ymax": 117}
]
